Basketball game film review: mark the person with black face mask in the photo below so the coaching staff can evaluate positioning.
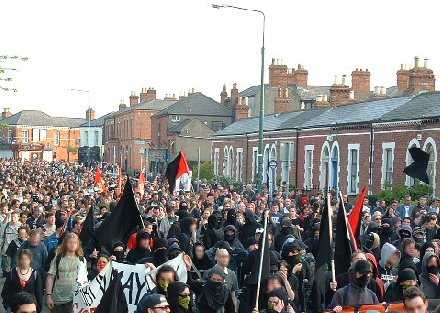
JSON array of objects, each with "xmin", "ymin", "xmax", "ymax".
[
  {"xmin": 126, "ymin": 231, "xmax": 152, "ymax": 264},
  {"xmin": 203, "ymin": 212, "xmax": 224, "ymax": 249},
  {"xmin": 153, "ymin": 238, "xmax": 169, "ymax": 266},
  {"xmin": 197, "ymin": 268, "xmax": 235, "ymax": 313},
  {"xmin": 330, "ymin": 259, "xmax": 379, "ymax": 310},
  {"xmin": 419, "ymin": 252, "xmax": 440, "ymax": 298},
  {"xmin": 111, "ymin": 242, "xmax": 126, "ymax": 263}
]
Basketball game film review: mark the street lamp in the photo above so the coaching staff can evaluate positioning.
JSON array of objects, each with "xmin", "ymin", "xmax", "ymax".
[{"xmin": 212, "ymin": 3, "xmax": 266, "ymax": 193}]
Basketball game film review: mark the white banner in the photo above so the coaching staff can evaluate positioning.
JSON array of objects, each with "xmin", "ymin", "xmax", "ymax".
[{"xmin": 73, "ymin": 254, "xmax": 188, "ymax": 313}]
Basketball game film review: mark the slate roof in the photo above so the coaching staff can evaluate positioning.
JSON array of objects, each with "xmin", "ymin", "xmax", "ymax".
[
  {"xmin": 214, "ymin": 109, "xmax": 325, "ymax": 136},
  {"xmin": 214, "ymin": 93, "xmax": 440, "ymax": 137},
  {"xmin": 240, "ymin": 84, "xmax": 331, "ymax": 101},
  {"xmin": 381, "ymin": 91, "xmax": 440, "ymax": 121},
  {"xmin": 136, "ymin": 99, "xmax": 177, "ymax": 111},
  {"xmin": 154, "ymin": 92, "xmax": 232, "ymax": 117},
  {"xmin": 168, "ymin": 119, "xmax": 193, "ymax": 133},
  {"xmin": 300, "ymin": 96, "xmax": 412, "ymax": 128},
  {"xmin": 1, "ymin": 110, "xmax": 86, "ymax": 128}
]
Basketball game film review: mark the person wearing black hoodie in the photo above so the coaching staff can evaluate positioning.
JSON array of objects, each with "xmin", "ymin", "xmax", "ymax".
[
  {"xmin": 398, "ymin": 238, "xmax": 419, "ymax": 276},
  {"xmin": 384, "ymin": 268, "xmax": 418, "ymax": 303},
  {"xmin": 153, "ymin": 238, "xmax": 169, "ymax": 266},
  {"xmin": 223, "ymin": 225, "xmax": 247, "ymax": 273},
  {"xmin": 126, "ymin": 231, "xmax": 152, "ymax": 264},
  {"xmin": 191, "ymin": 242, "xmax": 213, "ymax": 279},
  {"xmin": 178, "ymin": 217, "xmax": 197, "ymax": 255},
  {"xmin": 239, "ymin": 210, "xmax": 260, "ymax": 244},
  {"xmin": 203, "ymin": 211, "xmax": 224, "ymax": 249},
  {"xmin": 167, "ymin": 281, "xmax": 193, "ymax": 313},
  {"xmin": 197, "ymin": 266, "xmax": 235, "ymax": 313}
]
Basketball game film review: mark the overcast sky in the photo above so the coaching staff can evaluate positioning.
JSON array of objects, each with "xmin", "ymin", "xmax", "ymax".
[{"xmin": 1, "ymin": 0, "xmax": 439, "ymax": 119}]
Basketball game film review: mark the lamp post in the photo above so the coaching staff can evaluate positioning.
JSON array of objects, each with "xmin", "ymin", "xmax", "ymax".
[
  {"xmin": 212, "ymin": 3, "xmax": 265, "ymax": 193},
  {"xmin": 70, "ymin": 88, "xmax": 91, "ymax": 165}
]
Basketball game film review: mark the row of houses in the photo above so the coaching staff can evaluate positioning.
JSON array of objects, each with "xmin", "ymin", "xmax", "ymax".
[{"xmin": 1, "ymin": 56, "xmax": 439, "ymax": 197}]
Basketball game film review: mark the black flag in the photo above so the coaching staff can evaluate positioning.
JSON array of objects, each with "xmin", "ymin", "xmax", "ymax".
[
  {"xmin": 79, "ymin": 206, "xmax": 95, "ymax": 244},
  {"xmin": 404, "ymin": 147, "xmax": 430, "ymax": 184},
  {"xmin": 335, "ymin": 200, "xmax": 352, "ymax": 277},
  {"xmin": 95, "ymin": 179, "xmax": 143, "ymax": 252},
  {"xmin": 95, "ymin": 270, "xmax": 128, "ymax": 313},
  {"xmin": 311, "ymin": 200, "xmax": 332, "ymax": 312}
]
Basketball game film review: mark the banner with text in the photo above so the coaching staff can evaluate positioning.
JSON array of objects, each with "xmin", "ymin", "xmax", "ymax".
[{"xmin": 73, "ymin": 254, "xmax": 187, "ymax": 313}]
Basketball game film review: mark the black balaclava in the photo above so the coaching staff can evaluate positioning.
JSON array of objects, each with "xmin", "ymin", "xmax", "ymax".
[{"xmin": 224, "ymin": 225, "xmax": 237, "ymax": 245}]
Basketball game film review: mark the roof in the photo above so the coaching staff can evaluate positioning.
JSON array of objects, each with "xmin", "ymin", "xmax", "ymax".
[
  {"xmin": 214, "ymin": 93, "xmax": 440, "ymax": 137},
  {"xmin": 154, "ymin": 92, "xmax": 232, "ymax": 117},
  {"xmin": 214, "ymin": 109, "xmax": 324, "ymax": 136},
  {"xmin": 297, "ymin": 86, "xmax": 331, "ymax": 100},
  {"xmin": 381, "ymin": 92, "xmax": 440, "ymax": 121},
  {"xmin": 300, "ymin": 96, "xmax": 412, "ymax": 128},
  {"xmin": 136, "ymin": 99, "xmax": 177, "ymax": 111},
  {"xmin": 168, "ymin": 119, "xmax": 193, "ymax": 133},
  {"xmin": 80, "ymin": 111, "xmax": 117, "ymax": 127},
  {"xmin": 1, "ymin": 110, "xmax": 86, "ymax": 128}
]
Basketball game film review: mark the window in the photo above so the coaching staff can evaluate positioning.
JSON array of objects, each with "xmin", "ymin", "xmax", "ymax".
[
  {"xmin": 423, "ymin": 138, "xmax": 437, "ymax": 193},
  {"xmin": 236, "ymin": 148, "xmax": 244, "ymax": 182},
  {"xmin": 39, "ymin": 129, "xmax": 47, "ymax": 141},
  {"xmin": 22, "ymin": 130, "xmax": 29, "ymax": 143},
  {"xmin": 171, "ymin": 115, "xmax": 180, "ymax": 122},
  {"xmin": 347, "ymin": 144, "xmax": 360, "ymax": 194},
  {"xmin": 252, "ymin": 147, "xmax": 258, "ymax": 182},
  {"xmin": 213, "ymin": 148, "xmax": 220, "ymax": 176},
  {"xmin": 280, "ymin": 142, "xmax": 294, "ymax": 187},
  {"xmin": 84, "ymin": 131, "xmax": 89, "ymax": 146},
  {"xmin": 6, "ymin": 129, "xmax": 12, "ymax": 143},
  {"xmin": 381, "ymin": 142, "xmax": 395, "ymax": 187},
  {"xmin": 32, "ymin": 129, "xmax": 39, "ymax": 142},
  {"xmin": 406, "ymin": 140, "xmax": 420, "ymax": 187},
  {"xmin": 211, "ymin": 121, "xmax": 224, "ymax": 131},
  {"xmin": 94, "ymin": 130, "xmax": 100, "ymax": 146},
  {"xmin": 304, "ymin": 145, "xmax": 314, "ymax": 189},
  {"xmin": 223, "ymin": 147, "xmax": 229, "ymax": 177},
  {"xmin": 55, "ymin": 131, "xmax": 61, "ymax": 146}
]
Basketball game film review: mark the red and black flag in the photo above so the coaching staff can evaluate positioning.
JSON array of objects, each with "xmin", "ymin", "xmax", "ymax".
[
  {"xmin": 95, "ymin": 179, "xmax": 143, "ymax": 253},
  {"xmin": 165, "ymin": 151, "xmax": 192, "ymax": 193}
]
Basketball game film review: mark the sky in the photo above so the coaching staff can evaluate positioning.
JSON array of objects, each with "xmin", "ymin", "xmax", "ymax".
[{"xmin": 1, "ymin": 0, "xmax": 440, "ymax": 119}]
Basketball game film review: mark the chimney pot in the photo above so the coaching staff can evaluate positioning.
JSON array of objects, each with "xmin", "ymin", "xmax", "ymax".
[
  {"xmin": 342, "ymin": 74, "xmax": 347, "ymax": 86},
  {"xmin": 424, "ymin": 58, "xmax": 429, "ymax": 68}
]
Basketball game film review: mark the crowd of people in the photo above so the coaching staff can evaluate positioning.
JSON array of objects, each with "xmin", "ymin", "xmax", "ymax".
[{"xmin": 0, "ymin": 159, "xmax": 439, "ymax": 313}]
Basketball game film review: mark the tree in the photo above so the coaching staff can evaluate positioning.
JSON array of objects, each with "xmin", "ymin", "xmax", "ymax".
[{"xmin": 191, "ymin": 161, "xmax": 214, "ymax": 181}]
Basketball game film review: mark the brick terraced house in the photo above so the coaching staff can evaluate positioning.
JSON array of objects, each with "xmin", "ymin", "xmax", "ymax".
[{"xmin": 0, "ymin": 109, "xmax": 85, "ymax": 161}]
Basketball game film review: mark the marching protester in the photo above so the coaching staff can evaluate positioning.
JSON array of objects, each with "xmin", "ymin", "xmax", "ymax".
[{"xmin": 1, "ymin": 152, "xmax": 440, "ymax": 313}]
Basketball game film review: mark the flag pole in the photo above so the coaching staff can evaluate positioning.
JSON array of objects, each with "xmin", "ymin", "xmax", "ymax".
[
  {"xmin": 254, "ymin": 209, "xmax": 269, "ymax": 312},
  {"xmin": 127, "ymin": 176, "xmax": 145, "ymax": 229},
  {"xmin": 327, "ymin": 193, "xmax": 336, "ymax": 283},
  {"xmin": 338, "ymin": 191, "xmax": 358, "ymax": 251}
]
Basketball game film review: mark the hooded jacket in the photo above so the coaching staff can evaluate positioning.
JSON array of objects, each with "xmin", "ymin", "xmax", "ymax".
[
  {"xmin": 379, "ymin": 243, "xmax": 400, "ymax": 279},
  {"xmin": 168, "ymin": 281, "xmax": 192, "ymax": 313},
  {"xmin": 329, "ymin": 281, "xmax": 379, "ymax": 308},
  {"xmin": 203, "ymin": 212, "xmax": 224, "ymax": 249},
  {"xmin": 419, "ymin": 252, "xmax": 440, "ymax": 298},
  {"xmin": 365, "ymin": 253, "xmax": 385, "ymax": 301},
  {"xmin": 239, "ymin": 210, "xmax": 259, "ymax": 244}
]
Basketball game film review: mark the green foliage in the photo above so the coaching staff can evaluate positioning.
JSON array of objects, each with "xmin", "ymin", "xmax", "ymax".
[
  {"xmin": 214, "ymin": 176, "xmax": 244, "ymax": 192},
  {"xmin": 378, "ymin": 183, "xmax": 433, "ymax": 204},
  {"xmin": 67, "ymin": 145, "xmax": 78, "ymax": 154},
  {"xmin": 190, "ymin": 161, "xmax": 214, "ymax": 181}
]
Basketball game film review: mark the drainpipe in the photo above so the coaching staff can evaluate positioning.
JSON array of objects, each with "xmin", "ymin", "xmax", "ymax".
[{"xmin": 295, "ymin": 129, "xmax": 300, "ymax": 189}]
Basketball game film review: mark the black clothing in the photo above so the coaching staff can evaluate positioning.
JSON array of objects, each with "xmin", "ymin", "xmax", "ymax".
[{"xmin": 1, "ymin": 268, "xmax": 43, "ymax": 312}]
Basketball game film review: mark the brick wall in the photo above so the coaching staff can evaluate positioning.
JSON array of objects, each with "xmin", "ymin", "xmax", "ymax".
[{"xmin": 213, "ymin": 121, "xmax": 440, "ymax": 196}]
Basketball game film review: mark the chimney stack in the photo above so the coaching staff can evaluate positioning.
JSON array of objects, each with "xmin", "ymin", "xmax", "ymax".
[
  {"xmin": 230, "ymin": 83, "xmax": 239, "ymax": 107},
  {"xmin": 269, "ymin": 58, "xmax": 288, "ymax": 87},
  {"xmin": 139, "ymin": 87, "xmax": 156, "ymax": 103},
  {"xmin": 397, "ymin": 64, "xmax": 410, "ymax": 93},
  {"xmin": 329, "ymin": 75, "xmax": 351, "ymax": 106},
  {"xmin": 351, "ymin": 68, "xmax": 371, "ymax": 100},
  {"xmin": 2, "ymin": 108, "xmax": 11, "ymax": 119},
  {"xmin": 119, "ymin": 99, "xmax": 127, "ymax": 111},
  {"xmin": 292, "ymin": 64, "xmax": 308, "ymax": 87},
  {"xmin": 408, "ymin": 56, "xmax": 435, "ymax": 94},
  {"xmin": 274, "ymin": 87, "xmax": 292, "ymax": 113},
  {"xmin": 220, "ymin": 84, "xmax": 229, "ymax": 104},
  {"xmin": 234, "ymin": 96, "xmax": 250, "ymax": 121},
  {"xmin": 129, "ymin": 91, "xmax": 139, "ymax": 106},
  {"xmin": 86, "ymin": 107, "xmax": 96, "ymax": 121}
]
